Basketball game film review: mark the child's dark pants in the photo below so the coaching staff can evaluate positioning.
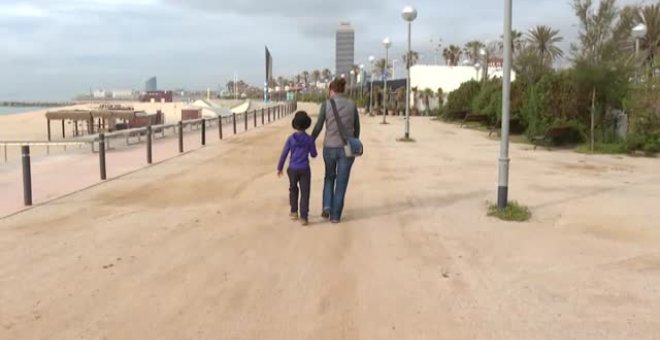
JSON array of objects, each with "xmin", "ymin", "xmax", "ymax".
[{"xmin": 287, "ymin": 168, "xmax": 311, "ymax": 219}]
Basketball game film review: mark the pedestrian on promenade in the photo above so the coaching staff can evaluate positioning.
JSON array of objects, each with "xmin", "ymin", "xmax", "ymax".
[
  {"xmin": 277, "ymin": 111, "xmax": 318, "ymax": 226},
  {"xmin": 311, "ymin": 78, "xmax": 361, "ymax": 224}
]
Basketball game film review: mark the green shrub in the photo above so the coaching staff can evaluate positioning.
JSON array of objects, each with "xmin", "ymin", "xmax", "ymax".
[
  {"xmin": 445, "ymin": 80, "xmax": 481, "ymax": 116},
  {"xmin": 488, "ymin": 201, "xmax": 532, "ymax": 222},
  {"xmin": 470, "ymin": 79, "xmax": 500, "ymax": 123},
  {"xmin": 576, "ymin": 142, "xmax": 626, "ymax": 154},
  {"xmin": 626, "ymin": 133, "xmax": 660, "ymax": 154}
]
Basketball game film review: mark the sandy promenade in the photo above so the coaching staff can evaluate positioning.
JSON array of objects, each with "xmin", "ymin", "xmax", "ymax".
[
  {"xmin": 1, "ymin": 103, "xmax": 659, "ymax": 339},
  {"xmin": 0, "ymin": 107, "xmax": 283, "ymax": 217}
]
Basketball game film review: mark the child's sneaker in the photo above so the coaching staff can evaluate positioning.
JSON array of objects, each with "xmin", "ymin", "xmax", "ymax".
[
  {"xmin": 290, "ymin": 212, "xmax": 299, "ymax": 220},
  {"xmin": 321, "ymin": 210, "xmax": 330, "ymax": 219}
]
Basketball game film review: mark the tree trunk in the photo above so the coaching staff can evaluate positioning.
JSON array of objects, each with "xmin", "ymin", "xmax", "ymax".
[{"xmin": 591, "ymin": 88, "xmax": 596, "ymax": 153}]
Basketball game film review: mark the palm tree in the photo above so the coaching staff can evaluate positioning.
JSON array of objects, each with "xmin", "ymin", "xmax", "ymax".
[
  {"xmin": 422, "ymin": 88, "xmax": 435, "ymax": 116},
  {"xmin": 374, "ymin": 58, "xmax": 392, "ymax": 78},
  {"xmin": 499, "ymin": 29, "xmax": 525, "ymax": 54},
  {"xmin": 436, "ymin": 88, "xmax": 444, "ymax": 107},
  {"xmin": 442, "ymin": 45, "xmax": 463, "ymax": 66},
  {"xmin": 321, "ymin": 69, "xmax": 332, "ymax": 81},
  {"xmin": 311, "ymin": 70, "xmax": 321, "ymax": 83},
  {"xmin": 464, "ymin": 40, "xmax": 486, "ymax": 64},
  {"xmin": 526, "ymin": 25, "xmax": 564, "ymax": 66},
  {"xmin": 302, "ymin": 71, "xmax": 310, "ymax": 85},
  {"xmin": 403, "ymin": 50, "xmax": 420, "ymax": 67},
  {"xmin": 411, "ymin": 86, "xmax": 419, "ymax": 114},
  {"xmin": 396, "ymin": 87, "xmax": 406, "ymax": 116},
  {"xmin": 637, "ymin": 4, "xmax": 660, "ymax": 70}
]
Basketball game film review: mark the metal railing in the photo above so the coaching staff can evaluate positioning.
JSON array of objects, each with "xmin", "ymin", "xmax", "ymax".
[{"xmin": 2, "ymin": 101, "xmax": 298, "ymax": 208}]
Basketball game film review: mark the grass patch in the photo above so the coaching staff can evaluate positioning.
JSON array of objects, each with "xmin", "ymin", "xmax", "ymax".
[
  {"xmin": 396, "ymin": 137, "xmax": 416, "ymax": 143},
  {"xmin": 575, "ymin": 143, "xmax": 626, "ymax": 155},
  {"xmin": 488, "ymin": 201, "xmax": 532, "ymax": 222}
]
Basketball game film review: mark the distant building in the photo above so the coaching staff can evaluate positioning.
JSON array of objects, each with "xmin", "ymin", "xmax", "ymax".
[
  {"xmin": 112, "ymin": 89, "xmax": 134, "ymax": 99},
  {"xmin": 145, "ymin": 77, "xmax": 157, "ymax": 92},
  {"xmin": 140, "ymin": 91, "xmax": 173, "ymax": 103},
  {"xmin": 92, "ymin": 89, "xmax": 107, "ymax": 99},
  {"xmin": 336, "ymin": 22, "xmax": 355, "ymax": 79}
]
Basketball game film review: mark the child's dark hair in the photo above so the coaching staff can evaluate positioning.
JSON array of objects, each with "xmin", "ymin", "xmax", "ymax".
[
  {"xmin": 292, "ymin": 111, "xmax": 312, "ymax": 131},
  {"xmin": 329, "ymin": 78, "xmax": 347, "ymax": 93}
]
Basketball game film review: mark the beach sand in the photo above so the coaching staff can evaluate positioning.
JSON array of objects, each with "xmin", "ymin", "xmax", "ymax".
[
  {"xmin": 1, "ymin": 103, "xmax": 659, "ymax": 339},
  {"xmin": 0, "ymin": 101, "xmax": 255, "ymax": 163}
]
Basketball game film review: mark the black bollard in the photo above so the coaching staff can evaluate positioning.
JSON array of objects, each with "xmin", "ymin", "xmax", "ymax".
[
  {"xmin": 262, "ymin": 109, "xmax": 265, "ymax": 125},
  {"xmin": 147, "ymin": 126, "xmax": 153, "ymax": 164},
  {"xmin": 233, "ymin": 113, "xmax": 237, "ymax": 135},
  {"xmin": 219, "ymin": 116, "xmax": 223, "ymax": 140},
  {"xmin": 178, "ymin": 121, "xmax": 184, "ymax": 153},
  {"xmin": 268, "ymin": 107, "xmax": 271, "ymax": 123},
  {"xmin": 244, "ymin": 111, "xmax": 248, "ymax": 131},
  {"xmin": 201, "ymin": 119, "xmax": 206, "ymax": 146},
  {"xmin": 254, "ymin": 110, "xmax": 257, "ymax": 127},
  {"xmin": 21, "ymin": 146, "xmax": 32, "ymax": 206},
  {"xmin": 99, "ymin": 133, "xmax": 107, "ymax": 180}
]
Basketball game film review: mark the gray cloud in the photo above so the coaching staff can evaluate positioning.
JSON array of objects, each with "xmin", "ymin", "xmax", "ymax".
[
  {"xmin": 162, "ymin": 0, "xmax": 381, "ymax": 17},
  {"xmin": 0, "ymin": 0, "xmax": 647, "ymax": 101}
]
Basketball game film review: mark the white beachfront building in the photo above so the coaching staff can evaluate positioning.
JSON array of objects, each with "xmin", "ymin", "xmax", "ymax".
[{"xmin": 409, "ymin": 63, "xmax": 517, "ymax": 110}]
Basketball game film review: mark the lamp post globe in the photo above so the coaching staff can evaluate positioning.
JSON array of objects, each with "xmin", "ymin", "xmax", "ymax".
[
  {"xmin": 402, "ymin": 6, "xmax": 418, "ymax": 22},
  {"xmin": 632, "ymin": 23, "xmax": 648, "ymax": 39},
  {"xmin": 383, "ymin": 37, "xmax": 392, "ymax": 48}
]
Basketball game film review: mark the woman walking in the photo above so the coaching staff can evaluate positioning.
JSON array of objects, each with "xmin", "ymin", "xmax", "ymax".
[{"xmin": 311, "ymin": 78, "xmax": 361, "ymax": 224}]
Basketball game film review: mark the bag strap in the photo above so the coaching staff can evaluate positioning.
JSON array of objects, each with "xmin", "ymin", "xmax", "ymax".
[{"xmin": 329, "ymin": 99, "xmax": 349, "ymax": 144}]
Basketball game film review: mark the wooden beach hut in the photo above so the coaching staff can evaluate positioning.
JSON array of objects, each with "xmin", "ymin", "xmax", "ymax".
[{"xmin": 45, "ymin": 108, "xmax": 160, "ymax": 140}]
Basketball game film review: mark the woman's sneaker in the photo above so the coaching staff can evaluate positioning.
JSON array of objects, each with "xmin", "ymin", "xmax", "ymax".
[
  {"xmin": 321, "ymin": 210, "xmax": 330, "ymax": 219},
  {"xmin": 301, "ymin": 218, "xmax": 309, "ymax": 226},
  {"xmin": 290, "ymin": 212, "xmax": 299, "ymax": 220}
]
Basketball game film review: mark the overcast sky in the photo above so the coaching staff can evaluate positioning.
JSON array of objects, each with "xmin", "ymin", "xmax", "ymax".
[{"xmin": 0, "ymin": 0, "xmax": 644, "ymax": 101}]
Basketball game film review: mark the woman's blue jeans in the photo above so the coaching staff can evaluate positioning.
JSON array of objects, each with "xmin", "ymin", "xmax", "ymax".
[{"xmin": 322, "ymin": 147, "xmax": 355, "ymax": 221}]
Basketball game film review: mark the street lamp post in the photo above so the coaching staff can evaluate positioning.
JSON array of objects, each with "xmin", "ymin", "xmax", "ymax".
[
  {"xmin": 359, "ymin": 64, "xmax": 365, "ymax": 106},
  {"xmin": 369, "ymin": 55, "xmax": 375, "ymax": 114},
  {"xmin": 632, "ymin": 23, "xmax": 648, "ymax": 83},
  {"xmin": 383, "ymin": 37, "xmax": 392, "ymax": 124},
  {"xmin": 497, "ymin": 0, "xmax": 513, "ymax": 209},
  {"xmin": 350, "ymin": 70, "xmax": 355, "ymax": 98},
  {"xmin": 402, "ymin": 6, "xmax": 418, "ymax": 139}
]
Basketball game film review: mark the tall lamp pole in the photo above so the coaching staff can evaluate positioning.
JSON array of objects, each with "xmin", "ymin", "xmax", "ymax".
[
  {"xmin": 350, "ymin": 70, "xmax": 355, "ymax": 98},
  {"xmin": 632, "ymin": 23, "xmax": 648, "ymax": 84},
  {"xmin": 497, "ymin": 0, "xmax": 513, "ymax": 209},
  {"xmin": 359, "ymin": 64, "xmax": 365, "ymax": 105},
  {"xmin": 402, "ymin": 6, "xmax": 418, "ymax": 139},
  {"xmin": 369, "ymin": 55, "xmax": 375, "ymax": 114},
  {"xmin": 382, "ymin": 37, "xmax": 392, "ymax": 125}
]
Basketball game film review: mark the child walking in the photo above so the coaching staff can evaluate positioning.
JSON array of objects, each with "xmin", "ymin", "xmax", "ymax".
[{"xmin": 277, "ymin": 111, "xmax": 318, "ymax": 226}]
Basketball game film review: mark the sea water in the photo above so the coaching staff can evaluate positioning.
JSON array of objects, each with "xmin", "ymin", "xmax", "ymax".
[{"xmin": 0, "ymin": 107, "xmax": 45, "ymax": 116}]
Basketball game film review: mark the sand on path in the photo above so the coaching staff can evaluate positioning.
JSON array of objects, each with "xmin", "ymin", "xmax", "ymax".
[{"xmin": 1, "ymin": 103, "xmax": 659, "ymax": 339}]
